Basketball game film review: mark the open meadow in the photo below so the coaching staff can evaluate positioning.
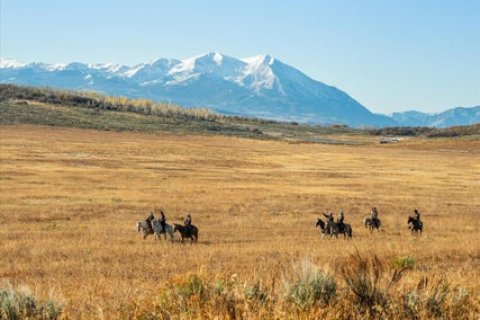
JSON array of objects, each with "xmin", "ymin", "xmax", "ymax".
[{"xmin": 0, "ymin": 125, "xmax": 479, "ymax": 319}]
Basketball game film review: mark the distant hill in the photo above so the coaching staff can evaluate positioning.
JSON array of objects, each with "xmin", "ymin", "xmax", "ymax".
[
  {"xmin": 391, "ymin": 106, "xmax": 480, "ymax": 128},
  {"xmin": 0, "ymin": 54, "xmax": 396, "ymax": 128},
  {"xmin": 0, "ymin": 84, "xmax": 371, "ymax": 145},
  {"xmin": 2, "ymin": 84, "xmax": 478, "ymax": 141}
]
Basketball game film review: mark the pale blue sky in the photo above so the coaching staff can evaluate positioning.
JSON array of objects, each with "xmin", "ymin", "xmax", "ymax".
[{"xmin": 1, "ymin": 0, "xmax": 479, "ymax": 113}]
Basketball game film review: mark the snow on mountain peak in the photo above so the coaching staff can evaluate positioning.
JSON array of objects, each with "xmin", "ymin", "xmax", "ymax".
[
  {"xmin": 168, "ymin": 52, "xmax": 245, "ymax": 78},
  {"xmin": 0, "ymin": 58, "xmax": 26, "ymax": 69},
  {"xmin": 88, "ymin": 63, "xmax": 128, "ymax": 73},
  {"xmin": 241, "ymin": 54, "xmax": 275, "ymax": 66},
  {"xmin": 0, "ymin": 53, "xmax": 403, "ymax": 127}
]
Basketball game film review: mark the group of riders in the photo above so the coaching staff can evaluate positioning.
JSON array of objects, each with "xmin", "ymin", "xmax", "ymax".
[
  {"xmin": 142, "ymin": 207, "xmax": 424, "ymax": 240},
  {"xmin": 321, "ymin": 207, "xmax": 423, "ymax": 234},
  {"xmin": 144, "ymin": 209, "xmax": 193, "ymax": 234}
]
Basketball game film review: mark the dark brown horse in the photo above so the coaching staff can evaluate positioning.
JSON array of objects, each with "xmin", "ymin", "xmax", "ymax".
[
  {"xmin": 325, "ymin": 218, "xmax": 353, "ymax": 239},
  {"xmin": 173, "ymin": 223, "xmax": 198, "ymax": 244},
  {"xmin": 408, "ymin": 216, "xmax": 423, "ymax": 235}
]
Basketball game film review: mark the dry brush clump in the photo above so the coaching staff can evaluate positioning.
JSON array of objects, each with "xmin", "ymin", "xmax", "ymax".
[
  {"xmin": 122, "ymin": 253, "xmax": 479, "ymax": 320},
  {"xmin": 0, "ymin": 285, "xmax": 62, "ymax": 320},
  {"xmin": 282, "ymin": 259, "xmax": 337, "ymax": 311}
]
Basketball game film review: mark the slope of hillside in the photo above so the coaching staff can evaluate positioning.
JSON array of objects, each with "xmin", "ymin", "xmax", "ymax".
[
  {"xmin": 3, "ymin": 84, "xmax": 478, "ymax": 142},
  {"xmin": 0, "ymin": 84, "xmax": 374, "ymax": 145},
  {"xmin": 0, "ymin": 54, "xmax": 396, "ymax": 127}
]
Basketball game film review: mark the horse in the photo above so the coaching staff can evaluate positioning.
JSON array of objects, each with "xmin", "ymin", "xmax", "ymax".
[
  {"xmin": 408, "ymin": 216, "xmax": 423, "ymax": 235},
  {"xmin": 136, "ymin": 221, "xmax": 154, "ymax": 239},
  {"xmin": 315, "ymin": 218, "xmax": 332, "ymax": 237},
  {"xmin": 151, "ymin": 219, "xmax": 174, "ymax": 241},
  {"xmin": 364, "ymin": 217, "xmax": 381, "ymax": 232},
  {"xmin": 173, "ymin": 223, "xmax": 198, "ymax": 244},
  {"xmin": 325, "ymin": 218, "xmax": 353, "ymax": 239}
]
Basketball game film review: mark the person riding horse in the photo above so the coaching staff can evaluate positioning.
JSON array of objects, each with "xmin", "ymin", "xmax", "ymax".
[
  {"xmin": 145, "ymin": 212, "xmax": 155, "ymax": 231},
  {"xmin": 183, "ymin": 214, "xmax": 194, "ymax": 236},
  {"xmin": 323, "ymin": 210, "xmax": 353, "ymax": 239},
  {"xmin": 159, "ymin": 209, "xmax": 166, "ymax": 231},
  {"xmin": 412, "ymin": 209, "xmax": 421, "ymax": 222},
  {"xmin": 337, "ymin": 210, "xmax": 344, "ymax": 225},
  {"xmin": 370, "ymin": 207, "xmax": 380, "ymax": 228},
  {"xmin": 337, "ymin": 210, "xmax": 348, "ymax": 232},
  {"xmin": 408, "ymin": 209, "xmax": 423, "ymax": 234},
  {"xmin": 323, "ymin": 212, "xmax": 334, "ymax": 222},
  {"xmin": 184, "ymin": 214, "xmax": 192, "ymax": 226}
]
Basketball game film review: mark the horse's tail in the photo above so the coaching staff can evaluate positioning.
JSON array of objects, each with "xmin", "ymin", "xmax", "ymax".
[{"xmin": 193, "ymin": 227, "xmax": 199, "ymax": 242}]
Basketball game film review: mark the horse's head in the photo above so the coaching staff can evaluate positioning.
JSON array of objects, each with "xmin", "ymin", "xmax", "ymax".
[
  {"xmin": 315, "ymin": 218, "xmax": 325, "ymax": 230},
  {"xmin": 172, "ymin": 224, "xmax": 180, "ymax": 233}
]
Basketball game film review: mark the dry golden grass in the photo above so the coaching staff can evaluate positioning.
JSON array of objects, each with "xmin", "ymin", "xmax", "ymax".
[{"xmin": 0, "ymin": 125, "xmax": 479, "ymax": 319}]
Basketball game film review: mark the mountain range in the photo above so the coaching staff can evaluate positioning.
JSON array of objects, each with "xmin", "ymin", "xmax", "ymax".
[
  {"xmin": 391, "ymin": 107, "xmax": 480, "ymax": 128},
  {"xmin": 0, "ymin": 53, "xmax": 478, "ymax": 128}
]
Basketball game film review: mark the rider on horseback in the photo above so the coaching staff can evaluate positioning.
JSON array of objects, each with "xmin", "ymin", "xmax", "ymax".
[
  {"xmin": 145, "ymin": 212, "xmax": 155, "ymax": 231},
  {"xmin": 184, "ymin": 214, "xmax": 192, "ymax": 226},
  {"xmin": 371, "ymin": 207, "xmax": 380, "ymax": 228},
  {"xmin": 412, "ymin": 209, "xmax": 421, "ymax": 222},
  {"xmin": 323, "ymin": 212, "xmax": 334, "ymax": 221},
  {"xmin": 336, "ymin": 210, "xmax": 345, "ymax": 231},
  {"xmin": 183, "ymin": 214, "xmax": 193, "ymax": 235},
  {"xmin": 159, "ymin": 209, "xmax": 166, "ymax": 231}
]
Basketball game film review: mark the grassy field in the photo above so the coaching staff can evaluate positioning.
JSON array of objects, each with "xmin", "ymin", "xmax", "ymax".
[{"xmin": 0, "ymin": 125, "xmax": 479, "ymax": 319}]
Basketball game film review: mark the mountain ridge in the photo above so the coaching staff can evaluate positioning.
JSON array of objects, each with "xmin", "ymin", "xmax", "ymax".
[
  {"xmin": 0, "ymin": 53, "xmax": 397, "ymax": 127},
  {"xmin": 391, "ymin": 106, "xmax": 480, "ymax": 128},
  {"xmin": 1, "ymin": 54, "xmax": 477, "ymax": 128}
]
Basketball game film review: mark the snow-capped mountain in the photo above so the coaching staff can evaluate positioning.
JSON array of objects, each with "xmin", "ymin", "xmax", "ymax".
[
  {"xmin": 391, "ymin": 106, "xmax": 480, "ymax": 128},
  {"xmin": 1, "ymin": 53, "xmax": 396, "ymax": 127}
]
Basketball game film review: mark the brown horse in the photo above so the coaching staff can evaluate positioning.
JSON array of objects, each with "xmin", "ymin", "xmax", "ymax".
[
  {"xmin": 408, "ymin": 216, "xmax": 423, "ymax": 235},
  {"xmin": 173, "ymin": 223, "xmax": 198, "ymax": 244}
]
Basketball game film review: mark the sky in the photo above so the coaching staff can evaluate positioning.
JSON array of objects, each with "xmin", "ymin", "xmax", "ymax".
[{"xmin": 1, "ymin": 0, "xmax": 479, "ymax": 114}]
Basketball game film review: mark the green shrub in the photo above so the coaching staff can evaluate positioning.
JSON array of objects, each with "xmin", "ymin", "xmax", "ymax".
[
  {"xmin": 283, "ymin": 259, "xmax": 336, "ymax": 310},
  {"xmin": 174, "ymin": 274, "xmax": 206, "ymax": 299},
  {"xmin": 393, "ymin": 256, "xmax": 415, "ymax": 269},
  {"xmin": 0, "ymin": 287, "xmax": 62, "ymax": 320}
]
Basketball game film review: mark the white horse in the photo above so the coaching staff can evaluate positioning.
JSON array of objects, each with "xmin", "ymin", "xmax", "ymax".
[
  {"xmin": 151, "ymin": 219, "xmax": 174, "ymax": 241},
  {"xmin": 136, "ymin": 220, "xmax": 154, "ymax": 239}
]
